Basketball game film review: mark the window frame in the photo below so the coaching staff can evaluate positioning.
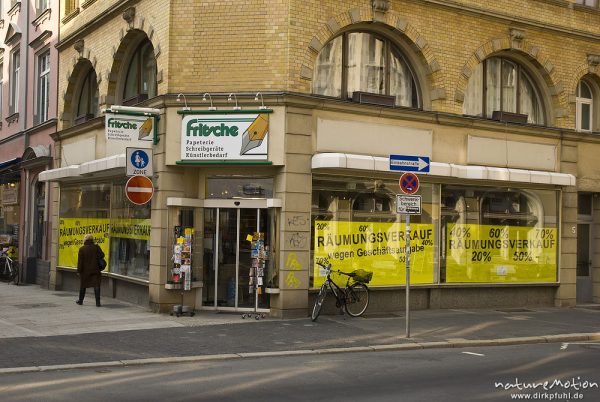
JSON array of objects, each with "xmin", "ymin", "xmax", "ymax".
[
  {"xmin": 464, "ymin": 56, "xmax": 546, "ymax": 125},
  {"xmin": 122, "ymin": 39, "xmax": 157, "ymax": 106},
  {"xmin": 576, "ymin": 80, "xmax": 594, "ymax": 133},
  {"xmin": 9, "ymin": 50, "xmax": 20, "ymax": 116},
  {"xmin": 0, "ymin": 62, "xmax": 4, "ymax": 122},
  {"xmin": 35, "ymin": 50, "xmax": 51, "ymax": 125},
  {"xmin": 75, "ymin": 67, "xmax": 99, "ymax": 125},
  {"xmin": 312, "ymin": 30, "xmax": 421, "ymax": 108},
  {"xmin": 36, "ymin": 0, "xmax": 49, "ymax": 14}
]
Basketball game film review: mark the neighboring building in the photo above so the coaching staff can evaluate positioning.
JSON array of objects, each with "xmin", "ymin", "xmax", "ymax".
[
  {"xmin": 41, "ymin": 0, "xmax": 600, "ymax": 317},
  {"xmin": 0, "ymin": 0, "xmax": 59, "ymax": 286}
]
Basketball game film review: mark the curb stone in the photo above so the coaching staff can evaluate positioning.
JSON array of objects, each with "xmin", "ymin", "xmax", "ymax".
[{"xmin": 1, "ymin": 333, "xmax": 599, "ymax": 375}]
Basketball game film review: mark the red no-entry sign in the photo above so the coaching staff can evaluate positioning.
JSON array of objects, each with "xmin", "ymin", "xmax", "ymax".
[
  {"xmin": 399, "ymin": 172, "xmax": 420, "ymax": 195},
  {"xmin": 125, "ymin": 175, "xmax": 154, "ymax": 205}
]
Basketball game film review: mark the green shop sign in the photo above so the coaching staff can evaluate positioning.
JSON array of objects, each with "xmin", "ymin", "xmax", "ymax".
[{"xmin": 180, "ymin": 114, "xmax": 269, "ymax": 161}]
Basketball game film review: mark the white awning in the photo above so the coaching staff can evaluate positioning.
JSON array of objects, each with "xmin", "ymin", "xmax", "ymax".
[
  {"xmin": 311, "ymin": 153, "xmax": 576, "ymax": 186},
  {"xmin": 39, "ymin": 154, "xmax": 126, "ymax": 182}
]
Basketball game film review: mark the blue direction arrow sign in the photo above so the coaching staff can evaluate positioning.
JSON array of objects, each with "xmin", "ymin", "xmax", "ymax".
[{"xmin": 389, "ymin": 154, "xmax": 430, "ymax": 173}]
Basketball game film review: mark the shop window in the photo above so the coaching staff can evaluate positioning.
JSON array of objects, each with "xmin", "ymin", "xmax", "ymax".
[
  {"xmin": 311, "ymin": 175, "xmax": 435, "ymax": 288},
  {"xmin": 109, "ymin": 182, "xmax": 150, "ymax": 280},
  {"xmin": 441, "ymin": 185, "xmax": 558, "ymax": 284},
  {"xmin": 463, "ymin": 57, "xmax": 545, "ymax": 125},
  {"xmin": 206, "ymin": 177, "xmax": 273, "ymax": 199},
  {"xmin": 123, "ymin": 39, "xmax": 157, "ymax": 106},
  {"xmin": 58, "ymin": 182, "xmax": 150, "ymax": 280},
  {"xmin": 75, "ymin": 67, "xmax": 99, "ymax": 125},
  {"xmin": 576, "ymin": 79, "xmax": 596, "ymax": 133},
  {"xmin": 312, "ymin": 31, "xmax": 420, "ymax": 108}
]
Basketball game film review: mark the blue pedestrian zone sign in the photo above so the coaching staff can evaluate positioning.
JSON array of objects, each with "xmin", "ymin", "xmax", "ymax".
[
  {"xmin": 389, "ymin": 154, "xmax": 430, "ymax": 173},
  {"xmin": 126, "ymin": 147, "xmax": 153, "ymax": 177}
]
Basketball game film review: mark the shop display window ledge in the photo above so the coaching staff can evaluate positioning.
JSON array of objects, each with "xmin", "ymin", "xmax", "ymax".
[{"xmin": 165, "ymin": 281, "xmax": 203, "ymax": 290}]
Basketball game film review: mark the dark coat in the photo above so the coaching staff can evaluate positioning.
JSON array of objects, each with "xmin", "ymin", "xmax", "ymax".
[{"xmin": 77, "ymin": 239, "xmax": 104, "ymax": 288}]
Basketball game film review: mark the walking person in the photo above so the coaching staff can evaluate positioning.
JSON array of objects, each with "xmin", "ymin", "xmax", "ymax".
[{"xmin": 76, "ymin": 234, "xmax": 104, "ymax": 307}]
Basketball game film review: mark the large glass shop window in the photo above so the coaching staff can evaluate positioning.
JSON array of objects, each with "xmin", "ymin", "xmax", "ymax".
[
  {"xmin": 441, "ymin": 185, "xmax": 558, "ymax": 283},
  {"xmin": 58, "ymin": 182, "xmax": 150, "ymax": 280},
  {"xmin": 311, "ymin": 176, "xmax": 436, "ymax": 288}
]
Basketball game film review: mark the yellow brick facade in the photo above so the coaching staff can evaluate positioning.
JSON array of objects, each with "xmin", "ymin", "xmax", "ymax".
[{"xmin": 50, "ymin": 1, "xmax": 600, "ymax": 315}]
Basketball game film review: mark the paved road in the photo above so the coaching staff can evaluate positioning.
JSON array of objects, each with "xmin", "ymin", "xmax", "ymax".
[{"xmin": 1, "ymin": 342, "xmax": 598, "ymax": 402}]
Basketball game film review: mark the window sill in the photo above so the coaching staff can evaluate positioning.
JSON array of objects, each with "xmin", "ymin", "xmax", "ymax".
[
  {"xmin": 5, "ymin": 112, "xmax": 19, "ymax": 126},
  {"xmin": 8, "ymin": 1, "xmax": 21, "ymax": 19},
  {"xmin": 81, "ymin": 0, "xmax": 97, "ymax": 9},
  {"xmin": 32, "ymin": 8, "xmax": 51, "ymax": 29},
  {"xmin": 62, "ymin": 8, "xmax": 80, "ymax": 24}
]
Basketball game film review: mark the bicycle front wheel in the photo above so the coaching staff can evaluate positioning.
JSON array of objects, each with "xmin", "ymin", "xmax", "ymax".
[
  {"xmin": 0, "ymin": 257, "xmax": 15, "ymax": 283},
  {"xmin": 345, "ymin": 282, "xmax": 369, "ymax": 317},
  {"xmin": 311, "ymin": 283, "xmax": 328, "ymax": 321}
]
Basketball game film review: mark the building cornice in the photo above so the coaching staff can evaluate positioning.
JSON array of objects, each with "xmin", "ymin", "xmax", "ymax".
[
  {"xmin": 57, "ymin": 0, "xmax": 140, "ymax": 50},
  {"xmin": 422, "ymin": 0, "xmax": 600, "ymax": 41}
]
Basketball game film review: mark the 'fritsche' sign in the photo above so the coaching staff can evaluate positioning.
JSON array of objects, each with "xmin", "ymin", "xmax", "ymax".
[{"xmin": 180, "ymin": 113, "xmax": 269, "ymax": 161}]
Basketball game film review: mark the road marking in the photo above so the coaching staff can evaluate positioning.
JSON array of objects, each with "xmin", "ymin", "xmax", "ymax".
[
  {"xmin": 462, "ymin": 351, "xmax": 485, "ymax": 357},
  {"xmin": 560, "ymin": 342, "xmax": 600, "ymax": 350}
]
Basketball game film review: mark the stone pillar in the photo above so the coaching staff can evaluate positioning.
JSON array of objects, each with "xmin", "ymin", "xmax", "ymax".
[
  {"xmin": 270, "ymin": 108, "xmax": 313, "ymax": 318},
  {"xmin": 593, "ymin": 194, "xmax": 600, "ymax": 303},
  {"xmin": 556, "ymin": 141, "xmax": 577, "ymax": 307}
]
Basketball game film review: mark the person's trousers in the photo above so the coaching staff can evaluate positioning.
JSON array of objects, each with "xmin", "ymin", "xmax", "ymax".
[{"xmin": 78, "ymin": 287, "xmax": 101, "ymax": 306}]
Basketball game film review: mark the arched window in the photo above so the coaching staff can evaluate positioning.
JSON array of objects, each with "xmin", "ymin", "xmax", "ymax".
[
  {"xmin": 123, "ymin": 39, "xmax": 157, "ymax": 105},
  {"xmin": 576, "ymin": 80, "xmax": 593, "ymax": 132},
  {"xmin": 463, "ymin": 57, "xmax": 544, "ymax": 125},
  {"xmin": 313, "ymin": 32, "xmax": 419, "ymax": 108},
  {"xmin": 75, "ymin": 68, "xmax": 99, "ymax": 125}
]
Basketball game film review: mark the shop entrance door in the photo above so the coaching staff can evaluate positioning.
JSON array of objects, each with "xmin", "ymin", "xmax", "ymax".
[
  {"xmin": 203, "ymin": 202, "xmax": 272, "ymax": 312},
  {"xmin": 576, "ymin": 223, "xmax": 593, "ymax": 304}
]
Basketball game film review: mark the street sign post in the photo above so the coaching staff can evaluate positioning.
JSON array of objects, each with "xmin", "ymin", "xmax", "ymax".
[
  {"xmin": 125, "ymin": 175, "xmax": 154, "ymax": 205},
  {"xmin": 126, "ymin": 147, "xmax": 153, "ymax": 177},
  {"xmin": 395, "ymin": 171, "xmax": 423, "ymax": 339},
  {"xmin": 389, "ymin": 154, "xmax": 430, "ymax": 173}
]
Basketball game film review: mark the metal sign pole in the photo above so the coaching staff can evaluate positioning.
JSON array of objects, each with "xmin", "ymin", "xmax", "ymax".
[{"xmin": 405, "ymin": 214, "xmax": 411, "ymax": 338}]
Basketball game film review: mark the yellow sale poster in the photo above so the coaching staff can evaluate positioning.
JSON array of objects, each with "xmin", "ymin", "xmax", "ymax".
[
  {"xmin": 58, "ymin": 218, "xmax": 110, "ymax": 268},
  {"xmin": 58, "ymin": 218, "xmax": 150, "ymax": 268},
  {"xmin": 445, "ymin": 224, "xmax": 557, "ymax": 283},
  {"xmin": 313, "ymin": 220, "xmax": 435, "ymax": 287}
]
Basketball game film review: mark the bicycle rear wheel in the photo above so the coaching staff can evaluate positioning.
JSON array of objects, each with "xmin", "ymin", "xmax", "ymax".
[
  {"xmin": 345, "ymin": 282, "xmax": 369, "ymax": 317},
  {"xmin": 311, "ymin": 283, "xmax": 328, "ymax": 321}
]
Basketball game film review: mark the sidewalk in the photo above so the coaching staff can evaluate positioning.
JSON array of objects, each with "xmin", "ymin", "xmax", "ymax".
[{"xmin": 1, "ymin": 283, "xmax": 599, "ymax": 373}]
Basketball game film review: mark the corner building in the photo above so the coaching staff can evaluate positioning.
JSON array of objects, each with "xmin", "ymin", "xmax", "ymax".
[{"xmin": 42, "ymin": 0, "xmax": 600, "ymax": 317}]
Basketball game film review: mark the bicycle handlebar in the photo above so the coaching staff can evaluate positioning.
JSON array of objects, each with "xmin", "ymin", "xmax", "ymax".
[{"xmin": 316, "ymin": 262, "xmax": 355, "ymax": 278}]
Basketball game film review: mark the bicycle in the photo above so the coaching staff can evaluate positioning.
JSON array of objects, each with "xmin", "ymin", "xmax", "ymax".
[
  {"xmin": 0, "ymin": 247, "xmax": 19, "ymax": 284},
  {"xmin": 311, "ymin": 262, "xmax": 372, "ymax": 321}
]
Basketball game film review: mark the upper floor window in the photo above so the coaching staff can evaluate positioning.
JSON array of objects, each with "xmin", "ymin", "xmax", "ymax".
[
  {"xmin": 75, "ymin": 67, "xmax": 98, "ymax": 125},
  {"xmin": 0, "ymin": 63, "xmax": 3, "ymax": 122},
  {"xmin": 312, "ymin": 32, "xmax": 419, "ymax": 108},
  {"xmin": 64, "ymin": 0, "xmax": 77, "ymax": 15},
  {"xmin": 463, "ymin": 57, "xmax": 544, "ymax": 125},
  {"xmin": 576, "ymin": 80, "xmax": 594, "ymax": 132},
  {"xmin": 36, "ymin": 0, "xmax": 49, "ymax": 14},
  {"xmin": 9, "ymin": 50, "xmax": 19, "ymax": 115},
  {"xmin": 576, "ymin": 0, "xmax": 599, "ymax": 7},
  {"xmin": 35, "ymin": 50, "xmax": 50, "ymax": 124},
  {"xmin": 123, "ymin": 39, "xmax": 157, "ymax": 106}
]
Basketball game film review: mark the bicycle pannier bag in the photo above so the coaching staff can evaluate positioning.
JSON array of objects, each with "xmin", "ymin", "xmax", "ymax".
[{"xmin": 353, "ymin": 269, "xmax": 373, "ymax": 283}]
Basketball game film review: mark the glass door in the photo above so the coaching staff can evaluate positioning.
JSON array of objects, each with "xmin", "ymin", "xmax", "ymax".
[{"xmin": 203, "ymin": 206, "xmax": 272, "ymax": 311}]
